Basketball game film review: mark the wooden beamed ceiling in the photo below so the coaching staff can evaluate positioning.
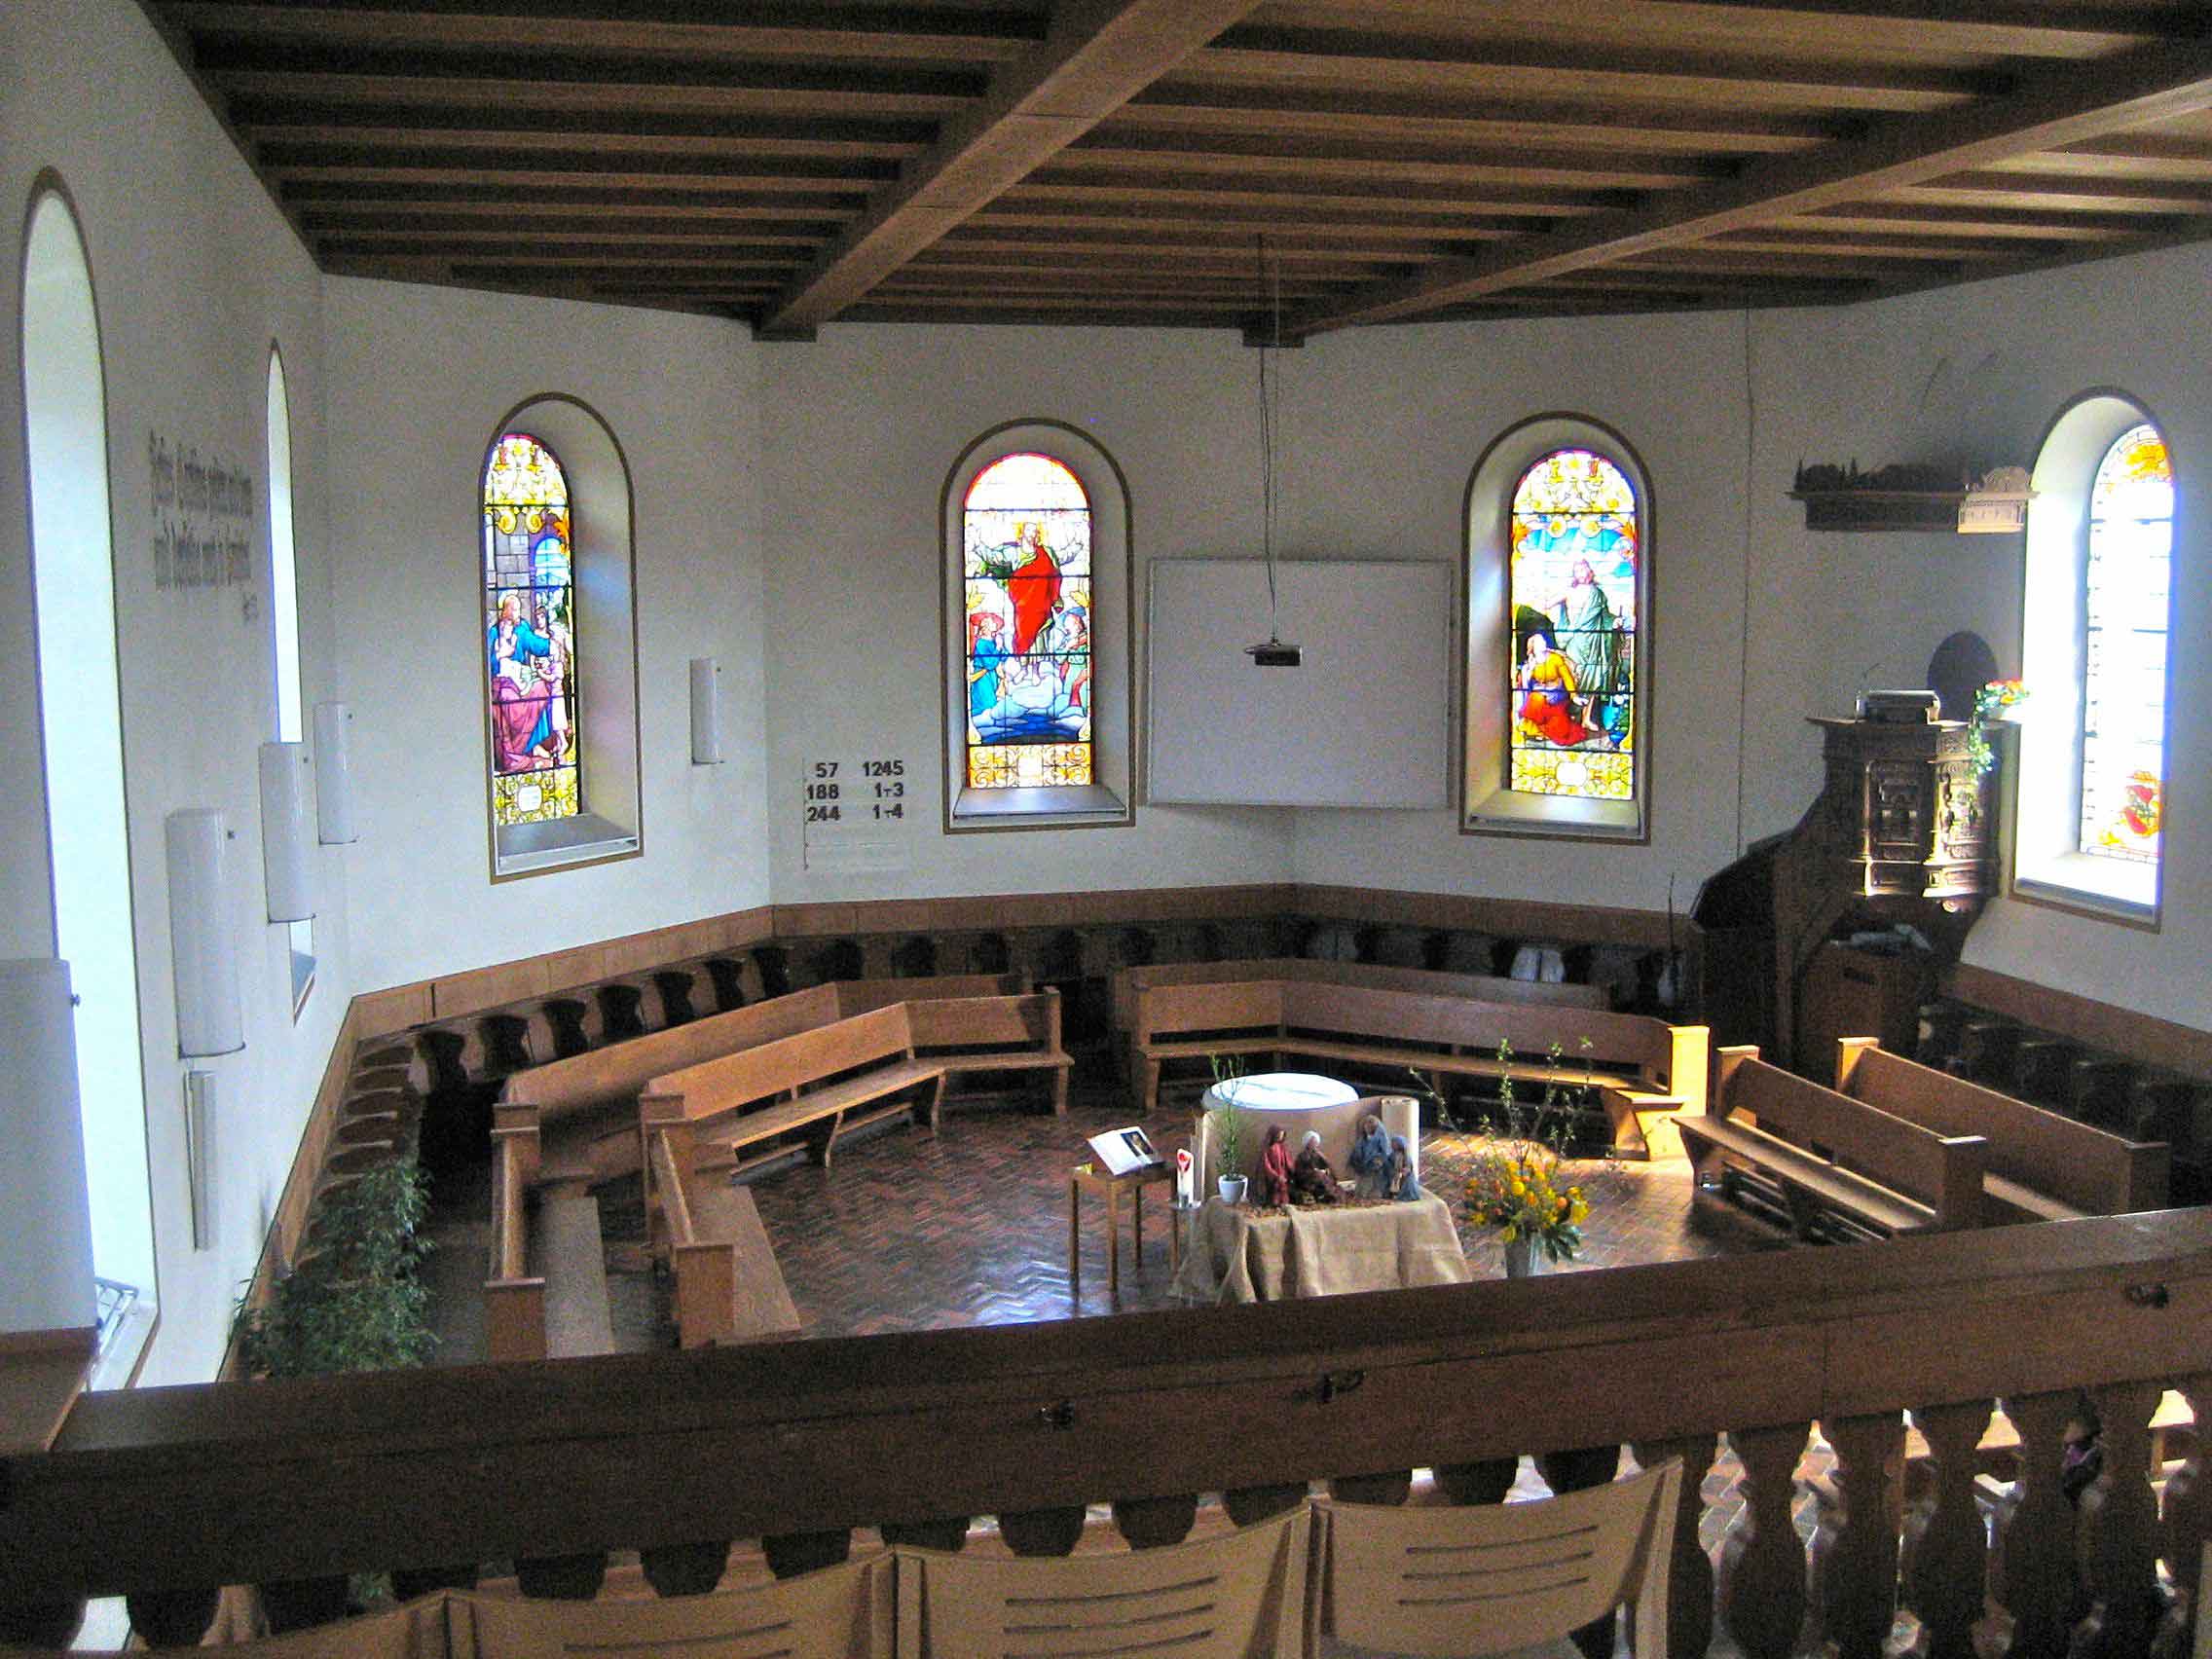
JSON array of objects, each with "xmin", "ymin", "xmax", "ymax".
[{"xmin": 142, "ymin": 0, "xmax": 2212, "ymax": 338}]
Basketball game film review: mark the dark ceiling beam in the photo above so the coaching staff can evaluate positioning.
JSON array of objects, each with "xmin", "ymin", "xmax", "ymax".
[
  {"xmin": 1183, "ymin": 33, "xmax": 1989, "ymax": 115},
  {"xmin": 1627, "ymin": 0, "xmax": 2163, "ymax": 55},
  {"xmin": 756, "ymin": 0, "xmax": 1268, "ymax": 337},
  {"xmin": 1284, "ymin": 29, "xmax": 2212, "ymax": 337},
  {"xmin": 161, "ymin": 1, "xmax": 1043, "ymax": 62},
  {"xmin": 227, "ymin": 100, "xmax": 934, "ymax": 157},
  {"xmin": 1114, "ymin": 87, "xmax": 1832, "ymax": 155},
  {"xmin": 202, "ymin": 57, "xmax": 977, "ymax": 120},
  {"xmin": 1052, "ymin": 139, "xmax": 1717, "ymax": 192}
]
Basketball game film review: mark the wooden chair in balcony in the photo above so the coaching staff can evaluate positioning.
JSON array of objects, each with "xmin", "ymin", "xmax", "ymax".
[
  {"xmin": 1311, "ymin": 1458, "xmax": 1680, "ymax": 1658},
  {"xmin": 455, "ymin": 1556, "xmax": 891, "ymax": 1659},
  {"xmin": 892, "ymin": 1507, "xmax": 1310, "ymax": 1659}
]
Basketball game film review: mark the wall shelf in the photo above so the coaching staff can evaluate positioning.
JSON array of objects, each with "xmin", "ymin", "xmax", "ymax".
[{"xmin": 1787, "ymin": 488, "xmax": 1970, "ymax": 533}]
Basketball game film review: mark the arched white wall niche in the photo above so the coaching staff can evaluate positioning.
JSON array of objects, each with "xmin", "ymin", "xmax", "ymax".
[
  {"xmin": 2014, "ymin": 389, "xmax": 2171, "ymax": 926},
  {"xmin": 265, "ymin": 348, "xmax": 315, "ymax": 1005},
  {"xmin": 940, "ymin": 419, "xmax": 1133, "ymax": 831},
  {"xmin": 1461, "ymin": 413, "xmax": 1653, "ymax": 843},
  {"xmin": 18, "ymin": 179, "xmax": 159, "ymax": 1347},
  {"xmin": 481, "ymin": 394, "xmax": 643, "ymax": 879}
]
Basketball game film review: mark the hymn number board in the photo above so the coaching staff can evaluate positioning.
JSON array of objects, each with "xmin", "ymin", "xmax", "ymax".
[{"xmin": 802, "ymin": 756, "xmax": 911, "ymax": 871}]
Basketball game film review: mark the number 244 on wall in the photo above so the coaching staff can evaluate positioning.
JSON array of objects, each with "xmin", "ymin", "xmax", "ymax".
[{"xmin": 804, "ymin": 758, "xmax": 907, "ymax": 825}]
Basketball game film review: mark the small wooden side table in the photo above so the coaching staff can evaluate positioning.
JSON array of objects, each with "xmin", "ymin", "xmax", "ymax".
[{"xmin": 1068, "ymin": 1162, "xmax": 1179, "ymax": 1299}]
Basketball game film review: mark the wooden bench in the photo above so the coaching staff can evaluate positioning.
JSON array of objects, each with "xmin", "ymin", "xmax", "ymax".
[
  {"xmin": 1111, "ymin": 956, "xmax": 1605, "ymax": 1083},
  {"xmin": 1834, "ymin": 1038, "xmax": 2169, "ymax": 1224},
  {"xmin": 906, "ymin": 990, "xmax": 1072, "ymax": 1115},
  {"xmin": 643, "ymin": 1004, "xmax": 947, "ymax": 1178},
  {"xmin": 1126, "ymin": 977, "xmax": 1705, "ymax": 1157},
  {"xmin": 484, "ymin": 1107, "xmax": 545, "ymax": 1365},
  {"xmin": 482, "ymin": 1102, "xmax": 615, "ymax": 1361},
  {"xmin": 502, "ymin": 975, "xmax": 1017, "ymax": 1183},
  {"xmin": 1678, "ymin": 1045, "xmax": 1987, "ymax": 1240},
  {"xmin": 641, "ymin": 1106, "xmax": 801, "ymax": 1347}
]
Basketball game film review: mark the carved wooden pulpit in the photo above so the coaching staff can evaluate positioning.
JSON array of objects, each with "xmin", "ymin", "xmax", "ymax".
[{"xmin": 1706, "ymin": 708, "xmax": 1996, "ymax": 1072}]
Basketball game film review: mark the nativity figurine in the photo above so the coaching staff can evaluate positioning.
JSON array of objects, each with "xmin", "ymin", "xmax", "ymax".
[
  {"xmin": 1258, "ymin": 1123, "xmax": 1294, "ymax": 1207},
  {"xmin": 1289, "ymin": 1129, "xmax": 1340, "ymax": 1205},
  {"xmin": 1384, "ymin": 1134, "xmax": 1421, "ymax": 1202},
  {"xmin": 1347, "ymin": 1111, "xmax": 1391, "ymax": 1198}
]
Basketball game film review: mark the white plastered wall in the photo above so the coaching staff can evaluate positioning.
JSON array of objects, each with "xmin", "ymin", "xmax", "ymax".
[
  {"xmin": 1281, "ymin": 312, "xmax": 1754, "ymax": 911},
  {"xmin": 758, "ymin": 325, "xmax": 1298, "ymax": 900},
  {"xmin": 1740, "ymin": 248, "xmax": 2209, "ymax": 1034},
  {"xmin": 0, "ymin": 0, "xmax": 349, "ymax": 1383},
  {"xmin": 324, "ymin": 279, "xmax": 772, "ymax": 989}
]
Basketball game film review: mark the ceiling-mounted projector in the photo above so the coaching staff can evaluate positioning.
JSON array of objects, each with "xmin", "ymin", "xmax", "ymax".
[{"xmin": 1245, "ymin": 639, "xmax": 1302, "ymax": 668}]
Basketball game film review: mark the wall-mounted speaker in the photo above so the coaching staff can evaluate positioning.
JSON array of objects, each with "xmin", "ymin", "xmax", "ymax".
[
  {"xmin": 184, "ymin": 1069, "xmax": 216, "ymax": 1251},
  {"xmin": 165, "ymin": 808, "xmax": 243, "ymax": 1058},
  {"xmin": 0, "ymin": 959, "xmax": 97, "ymax": 1332},
  {"xmin": 313, "ymin": 701, "xmax": 358, "ymax": 844},
  {"xmin": 690, "ymin": 656, "xmax": 723, "ymax": 765},
  {"xmin": 258, "ymin": 742, "xmax": 316, "ymax": 923}
]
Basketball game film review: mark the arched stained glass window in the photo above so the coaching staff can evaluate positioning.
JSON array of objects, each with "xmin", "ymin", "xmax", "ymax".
[
  {"xmin": 483, "ymin": 432, "xmax": 579, "ymax": 827},
  {"xmin": 963, "ymin": 452, "xmax": 1092, "ymax": 790},
  {"xmin": 1507, "ymin": 449, "xmax": 1638, "ymax": 802},
  {"xmin": 2081, "ymin": 422, "xmax": 2170, "ymax": 866}
]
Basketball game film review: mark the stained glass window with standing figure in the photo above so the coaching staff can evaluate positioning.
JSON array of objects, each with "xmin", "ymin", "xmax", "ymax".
[
  {"xmin": 963, "ymin": 452, "xmax": 1092, "ymax": 790},
  {"xmin": 482, "ymin": 432, "xmax": 579, "ymax": 827},
  {"xmin": 1507, "ymin": 449, "xmax": 1638, "ymax": 801},
  {"xmin": 2081, "ymin": 422, "xmax": 2169, "ymax": 866}
]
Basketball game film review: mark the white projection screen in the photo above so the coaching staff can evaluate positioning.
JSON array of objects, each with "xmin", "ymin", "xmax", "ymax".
[{"xmin": 1145, "ymin": 559, "xmax": 1452, "ymax": 808}]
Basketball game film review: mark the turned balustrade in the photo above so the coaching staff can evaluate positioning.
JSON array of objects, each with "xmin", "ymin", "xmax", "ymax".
[{"xmin": 2, "ymin": 1210, "xmax": 2208, "ymax": 1655}]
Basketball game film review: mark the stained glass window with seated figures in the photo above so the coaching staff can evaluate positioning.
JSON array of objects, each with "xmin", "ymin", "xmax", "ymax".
[
  {"xmin": 1507, "ymin": 449, "xmax": 1638, "ymax": 803},
  {"xmin": 963, "ymin": 452, "xmax": 1093, "ymax": 790},
  {"xmin": 2080, "ymin": 422, "xmax": 2170, "ymax": 866},
  {"xmin": 482, "ymin": 433, "xmax": 579, "ymax": 828}
]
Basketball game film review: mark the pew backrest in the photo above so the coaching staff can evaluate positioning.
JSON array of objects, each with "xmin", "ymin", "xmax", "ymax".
[
  {"xmin": 833, "ymin": 973, "xmax": 1023, "ymax": 1016},
  {"xmin": 1835, "ymin": 1039, "xmax": 2169, "ymax": 1216},
  {"xmin": 1714, "ymin": 1047, "xmax": 1985, "ymax": 1229},
  {"xmin": 1277, "ymin": 982, "xmax": 1690, "ymax": 1086},
  {"xmin": 501, "ymin": 984, "xmax": 842, "ymax": 1123},
  {"xmin": 904, "ymin": 990, "xmax": 1062, "ymax": 1053},
  {"xmin": 1111, "ymin": 957, "xmax": 1604, "ymax": 1037},
  {"xmin": 1131, "ymin": 979, "xmax": 1287, "ymax": 1043},
  {"xmin": 649, "ymin": 1004, "xmax": 920, "ymax": 1124}
]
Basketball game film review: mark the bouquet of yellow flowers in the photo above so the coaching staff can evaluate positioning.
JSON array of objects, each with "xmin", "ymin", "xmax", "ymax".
[{"xmin": 1463, "ymin": 1143, "xmax": 1588, "ymax": 1262}]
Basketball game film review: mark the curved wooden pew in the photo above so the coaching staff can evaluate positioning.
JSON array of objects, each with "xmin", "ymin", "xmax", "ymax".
[{"xmin": 1127, "ymin": 976, "xmax": 1704, "ymax": 1157}]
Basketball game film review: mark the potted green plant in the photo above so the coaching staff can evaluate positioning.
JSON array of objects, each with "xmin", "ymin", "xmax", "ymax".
[
  {"xmin": 234, "ymin": 1161, "xmax": 437, "ymax": 1380},
  {"xmin": 1206, "ymin": 1054, "xmax": 1250, "ymax": 1204}
]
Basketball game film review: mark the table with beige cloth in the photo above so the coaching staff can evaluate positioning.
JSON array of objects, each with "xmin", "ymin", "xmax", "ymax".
[{"xmin": 1169, "ymin": 1192, "xmax": 1469, "ymax": 1304}]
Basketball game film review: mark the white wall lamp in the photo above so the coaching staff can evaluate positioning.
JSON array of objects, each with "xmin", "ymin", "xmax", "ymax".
[
  {"xmin": 690, "ymin": 656, "xmax": 724, "ymax": 765},
  {"xmin": 258, "ymin": 741, "xmax": 317, "ymax": 923},
  {"xmin": 165, "ymin": 808, "xmax": 244, "ymax": 1057},
  {"xmin": 313, "ymin": 701, "xmax": 358, "ymax": 844}
]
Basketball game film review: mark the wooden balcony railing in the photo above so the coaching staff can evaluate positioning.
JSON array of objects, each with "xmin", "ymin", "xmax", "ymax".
[{"xmin": 3, "ymin": 1208, "xmax": 2208, "ymax": 1655}]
